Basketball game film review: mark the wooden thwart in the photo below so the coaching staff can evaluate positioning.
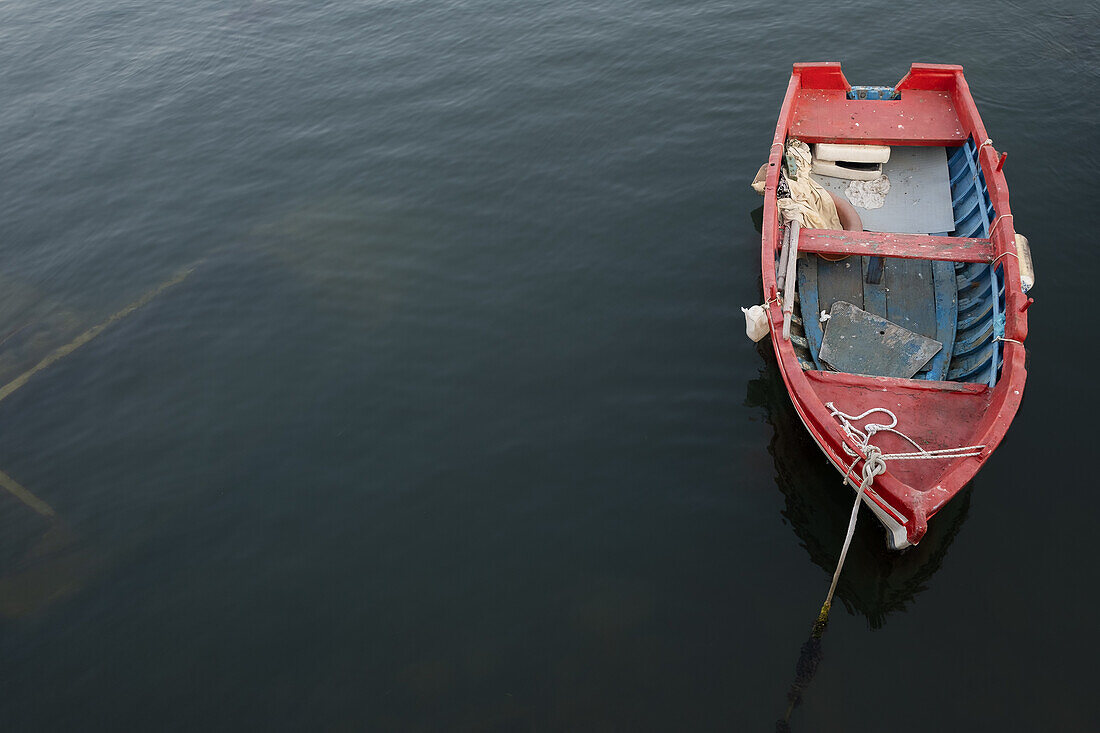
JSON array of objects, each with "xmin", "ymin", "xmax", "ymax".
[{"xmin": 799, "ymin": 229, "xmax": 993, "ymax": 263}]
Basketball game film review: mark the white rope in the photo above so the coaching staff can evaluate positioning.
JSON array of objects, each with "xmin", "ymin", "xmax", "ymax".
[
  {"xmin": 825, "ymin": 403, "xmax": 985, "ymax": 461},
  {"xmin": 989, "ymin": 213, "xmax": 1014, "ymax": 240},
  {"xmin": 822, "ymin": 445, "xmax": 885, "ymax": 612},
  {"xmin": 813, "ymin": 401, "xmax": 986, "ymax": 635}
]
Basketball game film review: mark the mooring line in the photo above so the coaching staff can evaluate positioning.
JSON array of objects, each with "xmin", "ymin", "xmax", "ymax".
[
  {"xmin": 0, "ymin": 468, "xmax": 55, "ymax": 517},
  {"xmin": 0, "ymin": 264, "xmax": 196, "ymax": 405}
]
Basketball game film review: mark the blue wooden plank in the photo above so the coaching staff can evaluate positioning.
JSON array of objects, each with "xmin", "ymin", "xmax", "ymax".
[
  {"xmin": 955, "ymin": 262, "xmax": 988, "ymax": 289},
  {"xmin": 958, "ymin": 283, "xmax": 995, "ymax": 316},
  {"xmin": 798, "ymin": 253, "xmax": 866, "ymax": 373},
  {"xmin": 952, "ymin": 320, "xmax": 994, "ymax": 356},
  {"xmin": 948, "ymin": 343, "xmax": 996, "ymax": 380},
  {"xmin": 987, "ymin": 264, "xmax": 1002, "ymax": 386},
  {"xmin": 884, "ymin": 258, "xmax": 937, "ymax": 339},
  {"xmin": 796, "ymin": 255, "xmax": 825, "ymax": 371},
  {"xmin": 861, "ymin": 256, "xmax": 888, "ymax": 316},
  {"xmin": 865, "ymin": 255, "xmax": 885, "ymax": 284},
  {"xmin": 958, "ymin": 300, "xmax": 995, "ymax": 332},
  {"xmin": 816, "ymin": 255, "xmax": 865, "ymax": 314},
  {"xmin": 923, "ymin": 260, "xmax": 957, "ymax": 380}
]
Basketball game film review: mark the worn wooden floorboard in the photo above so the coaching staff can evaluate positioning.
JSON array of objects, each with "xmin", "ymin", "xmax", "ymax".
[{"xmin": 797, "ymin": 253, "xmax": 959, "ymax": 380}]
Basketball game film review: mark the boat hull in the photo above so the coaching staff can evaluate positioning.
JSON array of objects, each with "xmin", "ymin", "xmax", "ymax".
[{"xmin": 759, "ymin": 63, "xmax": 1029, "ymax": 548}]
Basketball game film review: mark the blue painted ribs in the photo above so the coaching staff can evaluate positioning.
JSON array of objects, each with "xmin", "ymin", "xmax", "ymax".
[{"xmin": 946, "ymin": 139, "xmax": 1004, "ymax": 384}]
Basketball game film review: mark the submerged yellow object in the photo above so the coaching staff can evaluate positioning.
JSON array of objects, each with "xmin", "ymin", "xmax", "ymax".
[
  {"xmin": 0, "ymin": 263, "xmax": 197, "ymax": 518},
  {"xmin": 0, "ymin": 468, "xmax": 55, "ymax": 517},
  {"xmin": 0, "ymin": 264, "xmax": 196, "ymax": 405}
]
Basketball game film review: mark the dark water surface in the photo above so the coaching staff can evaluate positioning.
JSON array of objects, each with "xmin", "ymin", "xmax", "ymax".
[{"xmin": 1, "ymin": 1, "xmax": 1096, "ymax": 730}]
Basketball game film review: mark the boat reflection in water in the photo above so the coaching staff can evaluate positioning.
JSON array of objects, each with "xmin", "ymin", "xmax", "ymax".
[
  {"xmin": 748, "ymin": 347, "xmax": 974, "ymax": 729},
  {"xmin": 745, "ymin": 346, "xmax": 972, "ymax": 630}
]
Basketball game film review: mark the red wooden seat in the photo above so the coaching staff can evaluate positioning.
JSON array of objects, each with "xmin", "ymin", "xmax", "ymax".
[
  {"xmin": 798, "ymin": 229, "xmax": 993, "ymax": 263},
  {"xmin": 790, "ymin": 89, "xmax": 966, "ymax": 146}
]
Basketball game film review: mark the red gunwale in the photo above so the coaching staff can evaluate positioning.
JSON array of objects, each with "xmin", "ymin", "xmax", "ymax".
[{"xmin": 761, "ymin": 62, "xmax": 1028, "ymax": 547}]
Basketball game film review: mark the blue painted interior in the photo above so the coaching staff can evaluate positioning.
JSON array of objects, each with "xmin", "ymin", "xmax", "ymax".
[
  {"xmin": 795, "ymin": 251, "xmax": 955, "ymax": 380},
  {"xmin": 787, "ymin": 137, "xmax": 1005, "ymax": 384},
  {"xmin": 945, "ymin": 139, "xmax": 1005, "ymax": 384}
]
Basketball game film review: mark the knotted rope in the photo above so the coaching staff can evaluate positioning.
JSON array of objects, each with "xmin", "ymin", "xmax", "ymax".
[
  {"xmin": 812, "ymin": 404, "xmax": 985, "ymax": 637},
  {"xmin": 826, "ymin": 404, "xmax": 984, "ymax": 462}
]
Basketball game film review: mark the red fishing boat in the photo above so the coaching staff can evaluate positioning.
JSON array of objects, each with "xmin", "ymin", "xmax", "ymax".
[{"xmin": 757, "ymin": 63, "xmax": 1033, "ymax": 549}]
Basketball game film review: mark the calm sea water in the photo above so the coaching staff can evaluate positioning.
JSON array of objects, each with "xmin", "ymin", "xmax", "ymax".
[{"xmin": 0, "ymin": 1, "xmax": 1096, "ymax": 730}]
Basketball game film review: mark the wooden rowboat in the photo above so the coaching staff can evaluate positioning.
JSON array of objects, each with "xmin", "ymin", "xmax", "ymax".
[{"xmin": 759, "ymin": 63, "xmax": 1032, "ymax": 549}]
